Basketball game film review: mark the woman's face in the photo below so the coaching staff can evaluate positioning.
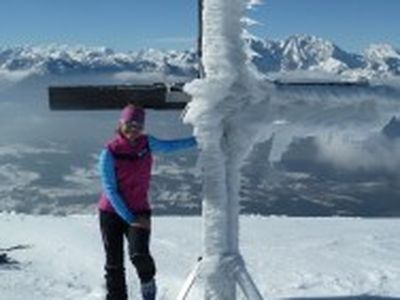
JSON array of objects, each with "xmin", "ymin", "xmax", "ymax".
[{"xmin": 120, "ymin": 121, "xmax": 143, "ymax": 141}]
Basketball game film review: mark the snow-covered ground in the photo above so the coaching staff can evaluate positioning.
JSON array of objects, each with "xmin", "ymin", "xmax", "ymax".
[{"xmin": 1, "ymin": 213, "xmax": 399, "ymax": 300}]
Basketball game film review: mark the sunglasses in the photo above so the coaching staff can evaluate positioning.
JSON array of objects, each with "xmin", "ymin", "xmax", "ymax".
[{"xmin": 122, "ymin": 122, "xmax": 143, "ymax": 132}]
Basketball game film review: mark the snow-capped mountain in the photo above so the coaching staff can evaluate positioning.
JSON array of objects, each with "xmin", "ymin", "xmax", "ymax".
[
  {"xmin": 1, "ymin": 35, "xmax": 399, "ymax": 79},
  {"xmin": 0, "ymin": 45, "xmax": 198, "ymax": 77},
  {"xmin": 364, "ymin": 43, "xmax": 400, "ymax": 77},
  {"xmin": 248, "ymin": 34, "xmax": 365, "ymax": 75}
]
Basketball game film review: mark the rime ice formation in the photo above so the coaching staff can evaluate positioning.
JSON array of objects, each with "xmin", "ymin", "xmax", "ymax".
[{"xmin": 183, "ymin": 0, "xmax": 265, "ymax": 299}]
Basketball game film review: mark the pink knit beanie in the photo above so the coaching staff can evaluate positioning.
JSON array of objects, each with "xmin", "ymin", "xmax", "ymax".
[{"xmin": 119, "ymin": 105, "xmax": 145, "ymax": 126}]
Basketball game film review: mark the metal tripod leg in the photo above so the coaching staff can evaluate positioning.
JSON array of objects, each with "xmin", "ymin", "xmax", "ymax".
[
  {"xmin": 235, "ymin": 264, "xmax": 264, "ymax": 300},
  {"xmin": 176, "ymin": 259, "xmax": 203, "ymax": 300},
  {"xmin": 177, "ymin": 255, "xmax": 264, "ymax": 300}
]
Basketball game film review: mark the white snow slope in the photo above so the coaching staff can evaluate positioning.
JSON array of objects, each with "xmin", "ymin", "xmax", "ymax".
[{"xmin": 0, "ymin": 213, "xmax": 399, "ymax": 300}]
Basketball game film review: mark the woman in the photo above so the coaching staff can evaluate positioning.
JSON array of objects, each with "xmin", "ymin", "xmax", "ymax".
[{"xmin": 98, "ymin": 104, "xmax": 196, "ymax": 300}]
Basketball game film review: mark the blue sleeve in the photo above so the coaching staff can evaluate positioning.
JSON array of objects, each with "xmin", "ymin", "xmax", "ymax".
[
  {"xmin": 98, "ymin": 149, "xmax": 135, "ymax": 224},
  {"xmin": 148, "ymin": 135, "xmax": 197, "ymax": 154}
]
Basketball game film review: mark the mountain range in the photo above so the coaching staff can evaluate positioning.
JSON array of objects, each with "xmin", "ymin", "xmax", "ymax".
[
  {"xmin": 1, "ymin": 35, "xmax": 400, "ymax": 217},
  {"xmin": 1, "ymin": 34, "xmax": 399, "ymax": 80}
]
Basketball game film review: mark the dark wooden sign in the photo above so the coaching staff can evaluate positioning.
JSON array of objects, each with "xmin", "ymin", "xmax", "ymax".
[{"xmin": 48, "ymin": 83, "xmax": 188, "ymax": 110}]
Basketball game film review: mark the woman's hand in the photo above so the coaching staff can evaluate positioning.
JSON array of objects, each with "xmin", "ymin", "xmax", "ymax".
[{"xmin": 131, "ymin": 216, "xmax": 151, "ymax": 230}]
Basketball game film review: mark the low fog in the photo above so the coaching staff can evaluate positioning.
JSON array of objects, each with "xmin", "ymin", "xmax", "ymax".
[{"xmin": 1, "ymin": 72, "xmax": 400, "ymax": 216}]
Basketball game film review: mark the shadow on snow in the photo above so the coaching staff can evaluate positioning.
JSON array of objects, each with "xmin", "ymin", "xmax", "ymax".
[{"xmin": 285, "ymin": 296, "xmax": 400, "ymax": 300}]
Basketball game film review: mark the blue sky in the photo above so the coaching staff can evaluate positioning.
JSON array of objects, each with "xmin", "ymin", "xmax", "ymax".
[{"xmin": 0, "ymin": 0, "xmax": 399, "ymax": 53}]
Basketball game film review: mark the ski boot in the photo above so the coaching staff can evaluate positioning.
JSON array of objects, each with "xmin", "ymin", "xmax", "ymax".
[{"xmin": 141, "ymin": 279, "xmax": 156, "ymax": 300}]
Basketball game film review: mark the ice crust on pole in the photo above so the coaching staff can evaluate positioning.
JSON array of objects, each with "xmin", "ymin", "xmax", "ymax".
[
  {"xmin": 183, "ymin": 0, "xmax": 266, "ymax": 298},
  {"xmin": 184, "ymin": 0, "xmax": 263, "ymax": 251}
]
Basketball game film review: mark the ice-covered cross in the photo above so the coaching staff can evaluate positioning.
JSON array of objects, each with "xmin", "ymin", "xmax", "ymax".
[
  {"xmin": 179, "ymin": 0, "xmax": 266, "ymax": 299},
  {"xmin": 180, "ymin": 0, "xmax": 400, "ymax": 299}
]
